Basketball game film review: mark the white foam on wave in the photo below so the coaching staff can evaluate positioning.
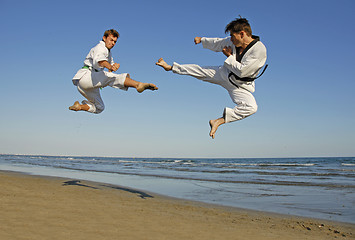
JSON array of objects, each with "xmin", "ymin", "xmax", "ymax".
[{"xmin": 259, "ymin": 163, "xmax": 315, "ymax": 166}]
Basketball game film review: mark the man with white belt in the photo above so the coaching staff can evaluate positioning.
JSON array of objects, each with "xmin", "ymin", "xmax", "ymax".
[
  {"xmin": 156, "ymin": 18, "xmax": 267, "ymax": 139},
  {"xmin": 69, "ymin": 29, "xmax": 158, "ymax": 114}
]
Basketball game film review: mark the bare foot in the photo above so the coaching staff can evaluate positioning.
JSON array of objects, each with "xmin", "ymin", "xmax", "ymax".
[
  {"xmin": 209, "ymin": 118, "xmax": 225, "ymax": 139},
  {"xmin": 137, "ymin": 83, "xmax": 158, "ymax": 93},
  {"xmin": 156, "ymin": 58, "xmax": 172, "ymax": 71},
  {"xmin": 69, "ymin": 101, "xmax": 81, "ymax": 111},
  {"xmin": 209, "ymin": 120, "xmax": 217, "ymax": 139}
]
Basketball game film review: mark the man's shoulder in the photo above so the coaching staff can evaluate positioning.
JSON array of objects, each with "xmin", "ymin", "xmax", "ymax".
[
  {"xmin": 256, "ymin": 40, "xmax": 266, "ymax": 47},
  {"xmin": 96, "ymin": 41, "xmax": 106, "ymax": 48},
  {"xmin": 253, "ymin": 41, "xmax": 267, "ymax": 52},
  {"xmin": 91, "ymin": 41, "xmax": 108, "ymax": 52}
]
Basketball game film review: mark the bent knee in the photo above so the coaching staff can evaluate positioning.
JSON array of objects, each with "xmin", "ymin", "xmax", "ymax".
[
  {"xmin": 238, "ymin": 103, "xmax": 257, "ymax": 119},
  {"xmin": 249, "ymin": 104, "xmax": 258, "ymax": 115}
]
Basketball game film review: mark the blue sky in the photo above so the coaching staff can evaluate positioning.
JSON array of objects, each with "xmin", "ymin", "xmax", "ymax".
[{"xmin": 1, "ymin": 0, "xmax": 354, "ymax": 158}]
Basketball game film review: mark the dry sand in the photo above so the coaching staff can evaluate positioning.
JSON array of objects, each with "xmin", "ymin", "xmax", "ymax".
[{"xmin": 0, "ymin": 171, "xmax": 353, "ymax": 240}]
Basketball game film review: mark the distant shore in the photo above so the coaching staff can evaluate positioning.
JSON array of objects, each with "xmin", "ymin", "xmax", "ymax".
[{"xmin": 0, "ymin": 171, "xmax": 353, "ymax": 240}]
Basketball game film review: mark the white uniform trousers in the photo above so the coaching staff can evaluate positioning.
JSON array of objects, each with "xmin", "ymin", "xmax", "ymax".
[
  {"xmin": 172, "ymin": 62, "xmax": 258, "ymax": 123},
  {"xmin": 74, "ymin": 69, "xmax": 128, "ymax": 114}
]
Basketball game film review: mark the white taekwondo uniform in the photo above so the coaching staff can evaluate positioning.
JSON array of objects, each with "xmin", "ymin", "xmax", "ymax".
[
  {"xmin": 72, "ymin": 41, "xmax": 128, "ymax": 114},
  {"xmin": 172, "ymin": 36, "xmax": 267, "ymax": 123}
]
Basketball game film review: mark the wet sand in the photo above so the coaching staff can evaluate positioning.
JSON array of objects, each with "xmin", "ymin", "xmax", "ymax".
[{"xmin": 0, "ymin": 171, "xmax": 353, "ymax": 240}]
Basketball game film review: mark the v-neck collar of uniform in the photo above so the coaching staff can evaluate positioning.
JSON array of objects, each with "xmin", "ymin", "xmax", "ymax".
[{"xmin": 235, "ymin": 35, "xmax": 260, "ymax": 62}]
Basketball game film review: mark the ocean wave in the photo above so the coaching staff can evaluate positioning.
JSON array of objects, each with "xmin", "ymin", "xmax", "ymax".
[
  {"xmin": 258, "ymin": 163, "xmax": 315, "ymax": 167},
  {"xmin": 342, "ymin": 163, "xmax": 355, "ymax": 166},
  {"xmin": 202, "ymin": 162, "xmax": 316, "ymax": 167},
  {"xmin": 30, "ymin": 164, "xmax": 355, "ymax": 189},
  {"xmin": 2, "ymin": 155, "xmax": 355, "ymax": 190},
  {"xmin": 142, "ymin": 166, "xmax": 355, "ymax": 178}
]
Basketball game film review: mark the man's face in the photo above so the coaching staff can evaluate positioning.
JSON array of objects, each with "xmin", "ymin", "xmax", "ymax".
[
  {"xmin": 230, "ymin": 31, "xmax": 243, "ymax": 47},
  {"xmin": 103, "ymin": 34, "xmax": 118, "ymax": 50}
]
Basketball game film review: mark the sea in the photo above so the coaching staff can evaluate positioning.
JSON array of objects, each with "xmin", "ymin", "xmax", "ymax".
[{"xmin": 0, "ymin": 154, "xmax": 354, "ymax": 223}]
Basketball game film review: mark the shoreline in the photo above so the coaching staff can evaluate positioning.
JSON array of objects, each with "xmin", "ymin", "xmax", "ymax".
[
  {"xmin": 1, "ymin": 164, "xmax": 354, "ymax": 224},
  {"xmin": 0, "ymin": 170, "xmax": 354, "ymax": 240}
]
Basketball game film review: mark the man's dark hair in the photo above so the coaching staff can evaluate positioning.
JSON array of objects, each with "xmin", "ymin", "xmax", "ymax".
[
  {"xmin": 225, "ymin": 18, "xmax": 252, "ymax": 36},
  {"xmin": 103, "ymin": 29, "xmax": 119, "ymax": 38}
]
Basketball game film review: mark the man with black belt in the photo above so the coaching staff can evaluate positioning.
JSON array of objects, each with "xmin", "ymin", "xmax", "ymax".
[
  {"xmin": 69, "ymin": 29, "xmax": 158, "ymax": 114},
  {"xmin": 156, "ymin": 18, "xmax": 267, "ymax": 139}
]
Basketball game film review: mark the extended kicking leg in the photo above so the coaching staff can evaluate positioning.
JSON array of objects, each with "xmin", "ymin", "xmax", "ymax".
[
  {"xmin": 156, "ymin": 58, "xmax": 219, "ymax": 82},
  {"xmin": 124, "ymin": 74, "xmax": 158, "ymax": 93},
  {"xmin": 209, "ymin": 118, "xmax": 225, "ymax": 139}
]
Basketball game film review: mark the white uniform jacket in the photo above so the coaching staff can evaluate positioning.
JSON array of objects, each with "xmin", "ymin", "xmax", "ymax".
[
  {"xmin": 83, "ymin": 41, "xmax": 114, "ymax": 71},
  {"xmin": 72, "ymin": 41, "xmax": 115, "ymax": 85},
  {"xmin": 201, "ymin": 36, "xmax": 267, "ymax": 92}
]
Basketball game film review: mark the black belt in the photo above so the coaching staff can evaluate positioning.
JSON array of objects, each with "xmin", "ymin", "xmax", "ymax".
[{"xmin": 228, "ymin": 64, "xmax": 268, "ymax": 85}]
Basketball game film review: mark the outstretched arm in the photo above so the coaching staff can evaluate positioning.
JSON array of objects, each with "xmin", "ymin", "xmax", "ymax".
[{"xmin": 200, "ymin": 37, "xmax": 233, "ymax": 52}]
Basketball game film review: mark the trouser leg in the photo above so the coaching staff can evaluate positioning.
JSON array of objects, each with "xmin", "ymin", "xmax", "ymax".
[
  {"xmin": 77, "ymin": 84, "xmax": 105, "ymax": 114},
  {"xmin": 224, "ymin": 88, "xmax": 258, "ymax": 123},
  {"xmin": 172, "ymin": 62, "xmax": 257, "ymax": 123},
  {"xmin": 76, "ymin": 71, "xmax": 130, "ymax": 114},
  {"xmin": 101, "ymin": 71, "xmax": 128, "ymax": 90},
  {"xmin": 172, "ymin": 62, "xmax": 222, "ymax": 85}
]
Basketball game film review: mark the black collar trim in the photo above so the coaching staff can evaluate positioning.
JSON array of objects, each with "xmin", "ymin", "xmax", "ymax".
[{"xmin": 235, "ymin": 35, "xmax": 260, "ymax": 62}]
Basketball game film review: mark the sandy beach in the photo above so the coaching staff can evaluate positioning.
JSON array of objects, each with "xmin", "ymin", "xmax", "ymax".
[{"xmin": 0, "ymin": 171, "xmax": 353, "ymax": 240}]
